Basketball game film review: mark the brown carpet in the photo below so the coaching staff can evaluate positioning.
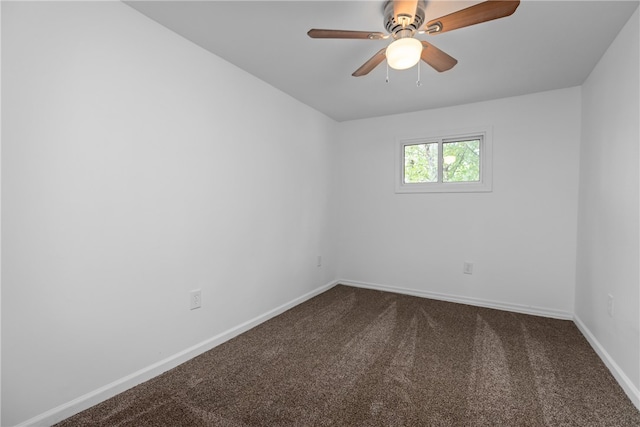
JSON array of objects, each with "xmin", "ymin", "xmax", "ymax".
[{"xmin": 56, "ymin": 285, "xmax": 640, "ymax": 426}]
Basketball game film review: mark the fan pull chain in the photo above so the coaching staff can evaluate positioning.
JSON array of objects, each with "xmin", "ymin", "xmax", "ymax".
[
  {"xmin": 386, "ymin": 62, "xmax": 390, "ymax": 83},
  {"xmin": 416, "ymin": 60, "xmax": 422, "ymax": 87}
]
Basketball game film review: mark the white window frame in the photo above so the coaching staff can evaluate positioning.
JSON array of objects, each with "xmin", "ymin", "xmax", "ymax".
[{"xmin": 395, "ymin": 127, "xmax": 493, "ymax": 193}]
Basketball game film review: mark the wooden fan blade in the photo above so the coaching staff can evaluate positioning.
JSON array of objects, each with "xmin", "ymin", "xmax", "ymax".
[
  {"xmin": 420, "ymin": 41, "xmax": 457, "ymax": 72},
  {"xmin": 426, "ymin": 1, "xmax": 520, "ymax": 34},
  {"xmin": 394, "ymin": 0, "xmax": 419, "ymax": 25},
  {"xmin": 352, "ymin": 49, "xmax": 387, "ymax": 77},
  {"xmin": 307, "ymin": 29, "xmax": 385, "ymax": 40}
]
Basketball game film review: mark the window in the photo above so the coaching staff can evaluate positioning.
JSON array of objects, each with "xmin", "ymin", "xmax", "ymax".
[{"xmin": 395, "ymin": 128, "xmax": 492, "ymax": 193}]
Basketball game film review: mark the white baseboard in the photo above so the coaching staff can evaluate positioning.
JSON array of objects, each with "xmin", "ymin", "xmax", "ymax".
[
  {"xmin": 339, "ymin": 279, "xmax": 574, "ymax": 320},
  {"xmin": 17, "ymin": 280, "xmax": 340, "ymax": 427},
  {"xmin": 573, "ymin": 314, "xmax": 640, "ymax": 411}
]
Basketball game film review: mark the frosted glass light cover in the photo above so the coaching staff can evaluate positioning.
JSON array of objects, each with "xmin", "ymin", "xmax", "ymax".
[{"xmin": 386, "ymin": 38, "xmax": 423, "ymax": 70}]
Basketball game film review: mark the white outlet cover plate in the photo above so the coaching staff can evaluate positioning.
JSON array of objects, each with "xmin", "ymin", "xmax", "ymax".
[
  {"xmin": 463, "ymin": 262, "xmax": 473, "ymax": 274},
  {"xmin": 190, "ymin": 289, "xmax": 202, "ymax": 310}
]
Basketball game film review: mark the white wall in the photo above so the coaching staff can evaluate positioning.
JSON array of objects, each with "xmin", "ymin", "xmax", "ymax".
[
  {"xmin": 1, "ymin": 2, "xmax": 336, "ymax": 425},
  {"xmin": 335, "ymin": 88, "xmax": 581, "ymax": 317},
  {"xmin": 575, "ymin": 7, "xmax": 639, "ymax": 396},
  {"xmin": 2, "ymin": 1, "xmax": 637, "ymax": 425}
]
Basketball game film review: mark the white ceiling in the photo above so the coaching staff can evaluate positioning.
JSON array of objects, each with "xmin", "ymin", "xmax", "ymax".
[{"xmin": 125, "ymin": 0, "xmax": 639, "ymax": 122}]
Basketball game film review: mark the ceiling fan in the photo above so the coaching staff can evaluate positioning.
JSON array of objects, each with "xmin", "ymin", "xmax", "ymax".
[{"xmin": 308, "ymin": 0, "xmax": 520, "ymax": 77}]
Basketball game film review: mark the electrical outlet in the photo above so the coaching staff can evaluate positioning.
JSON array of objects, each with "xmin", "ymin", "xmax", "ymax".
[
  {"xmin": 463, "ymin": 262, "xmax": 474, "ymax": 275},
  {"xmin": 607, "ymin": 294, "xmax": 614, "ymax": 317},
  {"xmin": 190, "ymin": 289, "xmax": 202, "ymax": 310}
]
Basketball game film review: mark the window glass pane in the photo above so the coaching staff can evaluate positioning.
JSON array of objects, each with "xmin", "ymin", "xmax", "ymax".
[
  {"xmin": 404, "ymin": 143, "xmax": 438, "ymax": 183},
  {"xmin": 442, "ymin": 139, "xmax": 480, "ymax": 182}
]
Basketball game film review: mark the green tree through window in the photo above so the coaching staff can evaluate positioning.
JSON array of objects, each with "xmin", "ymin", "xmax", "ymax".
[
  {"xmin": 404, "ymin": 143, "xmax": 438, "ymax": 183},
  {"xmin": 443, "ymin": 139, "xmax": 480, "ymax": 182},
  {"xmin": 396, "ymin": 130, "xmax": 491, "ymax": 193}
]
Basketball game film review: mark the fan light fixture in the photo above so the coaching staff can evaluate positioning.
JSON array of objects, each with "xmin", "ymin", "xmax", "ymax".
[
  {"xmin": 386, "ymin": 37, "xmax": 423, "ymax": 70},
  {"xmin": 307, "ymin": 0, "xmax": 520, "ymax": 77}
]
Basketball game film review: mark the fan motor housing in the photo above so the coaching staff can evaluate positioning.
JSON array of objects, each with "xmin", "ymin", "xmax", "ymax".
[{"xmin": 383, "ymin": 0, "xmax": 427, "ymax": 38}]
